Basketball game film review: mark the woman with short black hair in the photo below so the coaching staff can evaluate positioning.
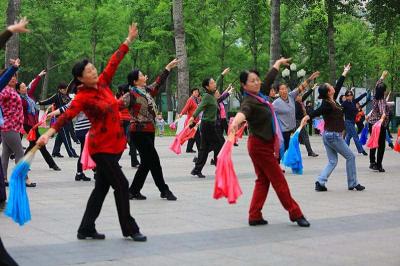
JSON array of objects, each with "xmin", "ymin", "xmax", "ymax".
[{"xmin": 38, "ymin": 23, "xmax": 147, "ymax": 242}]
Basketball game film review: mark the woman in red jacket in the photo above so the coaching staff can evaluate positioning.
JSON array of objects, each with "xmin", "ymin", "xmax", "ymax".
[
  {"xmin": 37, "ymin": 23, "xmax": 146, "ymax": 242},
  {"xmin": 177, "ymin": 87, "xmax": 201, "ymax": 153}
]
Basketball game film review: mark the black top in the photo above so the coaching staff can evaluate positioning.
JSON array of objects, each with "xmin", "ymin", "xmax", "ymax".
[
  {"xmin": 38, "ymin": 92, "xmax": 71, "ymax": 109},
  {"xmin": 339, "ymin": 92, "xmax": 367, "ymax": 121},
  {"xmin": 295, "ymin": 88, "xmax": 313, "ymax": 121},
  {"xmin": 240, "ymin": 68, "xmax": 278, "ymax": 141},
  {"xmin": 309, "ymin": 76, "xmax": 346, "ymax": 132}
]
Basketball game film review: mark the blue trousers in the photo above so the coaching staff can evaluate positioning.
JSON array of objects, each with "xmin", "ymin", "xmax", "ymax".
[{"xmin": 344, "ymin": 120, "xmax": 365, "ymax": 153}]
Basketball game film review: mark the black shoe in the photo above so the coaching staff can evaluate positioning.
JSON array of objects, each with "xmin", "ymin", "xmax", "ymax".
[
  {"xmin": 295, "ymin": 216, "xmax": 310, "ymax": 227},
  {"xmin": 10, "ymin": 154, "xmax": 15, "ymax": 160},
  {"xmin": 192, "ymin": 157, "xmax": 198, "ymax": 163},
  {"xmin": 360, "ymin": 151, "xmax": 368, "ymax": 156},
  {"xmin": 389, "ymin": 143, "xmax": 394, "ymax": 149},
  {"xmin": 186, "ymin": 150, "xmax": 196, "ymax": 153},
  {"xmin": 52, "ymin": 153, "xmax": 64, "ymax": 158},
  {"xmin": 308, "ymin": 153, "xmax": 319, "ymax": 157},
  {"xmin": 50, "ymin": 165, "xmax": 61, "ymax": 171},
  {"xmin": 377, "ymin": 167, "xmax": 385, "ymax": 173},
  {"xmin": 234, "ymin": 143, "xmax": 239, "ymax": 146},
  {"xmin": 191, "ymin": 169, "xmax": 205, "ymax": 178},
  {"xmin": 75, "ymin": 173, "xmax": 91, "ymax": 181},
  {"xmin": 77, "ymin": 231, "xmax": 105, "ymax": 240},
  {"xmin": 70, "ymin": 154, "xmax": 79, "ymax": 158},
  {"xmin": 315, "ymin": 181, "xmax": 327, "ymax": 192},
  {"xmin": 160, "ymin": 190, "xmax": 177, "ymax": 201},
  {"xmin": 210, "ymin": 159, "xmax": 216, "ymax": 165},
  {"xmin": 129, "ymin": 232, "xmax": 147, "ymax": 242},
  {"xmin": 5, "ymin": 180, "xmax": 8, "ymax": 187},
  {"xmin": 26, "ymin": 182, "xmax": 36, "ymax": 188},
  {"xmin": 348, "ymin": 184, "xmax": 365, "ymax": 191},
  {"xmin": 129, "ymin": 192, "xmax": 147, "ymax": 200},
  {"xmin": 369, "ymin": 163, "xmax": 378, "ymax": 171},
  {"xmin": 131, "ymin": 163, "xmax": 140, "ymax": 168},
  {"xmin": 249, "ymin": 219, "xmax": 268, "ymax": 226}
]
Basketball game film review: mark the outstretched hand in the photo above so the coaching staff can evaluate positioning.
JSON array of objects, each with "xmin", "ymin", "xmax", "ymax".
[
  {"xmin": 381, "ymin": 70, "xmax": 389, "ymax": 79},
  {"xmin": 7, "ymin": 17, "xmax": 30, "ymax": 33},
  {"xmin": 126, "ymin": 22, "xmax": 138, "ymax": 43},
  {"xmin": 221, "ymin": 67, "xmax": 230, "ymax": 76},
  {"xmin": 300, "ymin": 115, "xmax": 310, "ymax": 128},
  {"xmin": 9, "ymin": 58, "xmax": 20, "ymax": 67},
  {"xmin": 39, "ymin": 70, "xmax": 47, "ymax": 77},
  {"xmin": 165, "ymin": 58, "xmax": 180, "ymax": 71},
  {"xmin": 273, "ymin": 57, "xmax": 291, "ymax": 70},
  {"xmin": 308, "ymin": 71, "xmax": 320, "ymax": 81},
  {"xmin": 343, "ymin": 63, "xmax": 351, "ymax": 76}
]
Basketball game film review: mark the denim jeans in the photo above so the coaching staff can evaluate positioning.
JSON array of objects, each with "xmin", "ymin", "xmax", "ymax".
[
  {"xmin": 318, "ymin": 131, "xmax": 358, "ymax": 188},
  {"xmin": 344, "ymin": 120, "xmax": 365, "ymax": 153}
]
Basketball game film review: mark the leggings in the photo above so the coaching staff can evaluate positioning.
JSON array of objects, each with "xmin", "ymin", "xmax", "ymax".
[{"xmin": 1, "ymin": 131, "xmax": 24, "ymax": 180}]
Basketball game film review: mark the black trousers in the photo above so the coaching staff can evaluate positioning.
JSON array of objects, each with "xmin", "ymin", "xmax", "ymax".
[
  {"xmin": 128, "ymin": 134, "xmax": 140, "ymax": 166},
  {"xmin": 369, "ymin": 123, "xmax": 386, "ymax": 168},
  {"xmin": 186, "ymin": 128, "xmax": 201, "ymax": 152},
  {"xmin": 356, "ymin": 121, "xmax": 364, "ymax": 134},
  {"xmin": 23, "ymin": 125, "xmax": 57, "ymax": 168},
  {"xmin": 193, "ymin": 121, "xmax": 223, "ymax": 173},
  {"xmin": 75, "ymin": 129, "xmax": 89, "ymax": 174},
  {"xmin": 52, "ymin": 124, "xmax": 77, "ymax": 156},
  {"xmin": 78, "ymin": 153, "xmax": 139, "ymax": 236},
  {"xmin": 122, "ymin": 121, "xmax": 139, "ymax": 166},
  {"xmin": 221, "ymin": 118, "xmax": 228, "ymax": 135},
  {"xmin": 129, "ymin": 132, "xmax": 169, "ymax": 194},
  {"xmin": 0, "ymin": 238, "xmax": 18, "ymax": 266},
  {"xmin": 278, "ymin": 130, "xmax": 292, "ymax": 163}
]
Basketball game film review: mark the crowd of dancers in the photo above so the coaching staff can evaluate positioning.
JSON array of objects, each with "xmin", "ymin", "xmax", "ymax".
[{"xmin": 0, "ymin": 17, "xmax": 398, "ymax": 266}]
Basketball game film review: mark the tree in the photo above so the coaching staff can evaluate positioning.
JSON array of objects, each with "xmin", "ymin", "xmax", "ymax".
[
  {"xmin": 172, "ymin": 0, "xmax": 189, "ymax": 111},
  {"xmin": 5, "ymin": 0, "xmax": 20, "ymax": 65},
  {"xmin": 269, "ymin": 0, "xmax": 280, "ymax": 67}
]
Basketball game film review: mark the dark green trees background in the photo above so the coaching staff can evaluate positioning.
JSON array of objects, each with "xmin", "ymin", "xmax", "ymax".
[{"xmin": 1, "ymin": 0, "xmax": 399, "ymax": 111}]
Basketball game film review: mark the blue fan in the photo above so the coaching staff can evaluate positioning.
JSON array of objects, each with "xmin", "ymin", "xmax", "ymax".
[
  {"xmin": 282, "ymin": 129, "xmax": 303, "ymax": 174},
  {"xmin": 4, "ymin": 145, "xmax": 39, "ymax": 226},
  {"xmin": 359, "ymin": 123, "xmax": 369, "ymax": 145}
]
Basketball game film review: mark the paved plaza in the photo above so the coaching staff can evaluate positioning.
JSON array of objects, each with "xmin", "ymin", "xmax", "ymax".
[{"xmin": 1, "ymin": 135, "xmax": 399, "ymax": 266}]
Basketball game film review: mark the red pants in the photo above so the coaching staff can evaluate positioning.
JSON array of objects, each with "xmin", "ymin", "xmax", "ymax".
[{"xmin": 247, "ymin": 136, "xmax": 303, "ymax": 222}]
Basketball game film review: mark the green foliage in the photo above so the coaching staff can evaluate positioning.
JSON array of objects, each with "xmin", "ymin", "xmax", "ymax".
[{"xmin": 1, "ymin": 0, "xmax": 399, "ymax": 105}]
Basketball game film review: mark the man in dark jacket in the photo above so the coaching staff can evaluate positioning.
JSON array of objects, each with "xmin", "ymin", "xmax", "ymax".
[{"xmin": 38, "ymin": 83, "xmax": 79, "ymax": 158}]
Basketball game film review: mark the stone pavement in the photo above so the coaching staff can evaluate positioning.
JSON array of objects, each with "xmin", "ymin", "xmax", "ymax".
[{"xmin": 0, "ymin": 135, "xmax": 399, "ymax": 266}]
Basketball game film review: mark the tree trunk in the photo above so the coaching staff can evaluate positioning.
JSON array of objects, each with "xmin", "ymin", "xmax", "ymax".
[
  {"xmin": 219, "ymin": 19, "xmax": 227, "ymax": 92},
  {"xmin": 166, "ymin": 72, "xmax": 173, "ymax": 112},
  {"xmin": 326, "ymin": 0, "xmax": 336, "ymax": 84},
  {"xmin": 249, "ymin": 0, "xmax": 259, "ymax": 69},
  {"xmin": 269, "ymin": 0, "xmax": 280, "ymax": 67},
  {"xmin": 172, "ymin": 0, "xmax": 190, "ymax": 112},
  {"xmin": 41, "ymin": 54, "xmax": 52, "ymax": 101},
  {"xmin": 5, "ymin": 0, "xmax": 21, "ymax": 65}
]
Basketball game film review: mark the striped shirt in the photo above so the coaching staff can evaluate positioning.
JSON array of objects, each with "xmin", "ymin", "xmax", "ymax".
[{"xmin": 60, "ymin": 102, "xmax": 91, "ymax": 132}]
